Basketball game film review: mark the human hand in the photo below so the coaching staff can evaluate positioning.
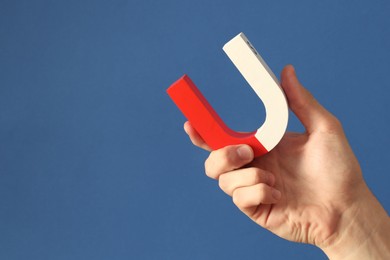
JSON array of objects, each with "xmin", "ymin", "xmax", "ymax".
[{"xmin": 184, "ymin": 65, "xmax": 390, "ymax": 259}]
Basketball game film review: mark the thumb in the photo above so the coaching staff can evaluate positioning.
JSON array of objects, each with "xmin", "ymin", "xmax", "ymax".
[{"xmin": 280, "ymin": 65, "xmax": 337, "ymax": 133}]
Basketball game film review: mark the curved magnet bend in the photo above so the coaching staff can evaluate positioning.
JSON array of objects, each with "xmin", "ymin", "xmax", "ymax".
[{"xmin": 167, "ymin": 33, "xmax": 288, "ymax": 157}]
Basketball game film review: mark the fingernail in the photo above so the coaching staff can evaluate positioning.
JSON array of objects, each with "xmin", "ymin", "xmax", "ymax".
[
  {"xmin": 272, "ymin": 189, "xmax": 281, "ymax": 200},
  {"xmin": 236, "ymin": 146, "xmax": 253, "ymax": 161}
]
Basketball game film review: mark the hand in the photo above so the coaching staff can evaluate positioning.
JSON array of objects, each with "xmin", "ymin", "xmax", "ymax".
[{"xmin": 184, "ymin": 65, "xmax": 390, "ymax": 259}]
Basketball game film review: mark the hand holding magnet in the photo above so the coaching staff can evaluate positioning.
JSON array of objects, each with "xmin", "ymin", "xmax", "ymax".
[{"xmin": 167, "ymin": 33, "xmax": 289, "ymax": 157}]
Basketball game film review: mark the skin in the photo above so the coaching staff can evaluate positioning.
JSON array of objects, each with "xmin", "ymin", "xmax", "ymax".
[{"xmin": 183, "ymin": 65, "xmax": 390, "ymax": 259}]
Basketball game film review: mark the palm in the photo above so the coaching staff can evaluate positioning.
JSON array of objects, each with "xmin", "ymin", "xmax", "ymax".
[{"xmin": 246, "ymin": 130, "xmax": 362, "ymax": 245}]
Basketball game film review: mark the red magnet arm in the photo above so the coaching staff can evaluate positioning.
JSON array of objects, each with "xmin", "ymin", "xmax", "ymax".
[{"xmin": 167, "ymin": 75, "xmax": 268, "ymax": 157}]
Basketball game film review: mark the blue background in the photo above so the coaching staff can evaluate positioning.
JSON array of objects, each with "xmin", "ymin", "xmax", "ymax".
[{"xmin": 1, "ymin": 0, "xmax": 389, "ymax": 259}]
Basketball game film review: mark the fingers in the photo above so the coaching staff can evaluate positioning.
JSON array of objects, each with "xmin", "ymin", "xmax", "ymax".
[
  {"xmin": 218, "ymin": 167, "xmax": 275, "ymax": 196},
  {"xmin": 233, "ymin": 183, "xmax": 282, "ymax": 207},
  {"xmin": 183, "ymin": 121, "xmax": 211, "ymax": 151},
  {"xmin": 205, "ymin": 145, "xmax": 253, "ymax": 179},
  {"xmin": 280, "ymin": 65, "xmax": 342, "ymax": 134}
]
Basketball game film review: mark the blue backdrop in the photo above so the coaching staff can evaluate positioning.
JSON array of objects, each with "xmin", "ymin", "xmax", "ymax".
[{"xmin": 1, "ymin": 0, "xmax": 389, "ymax": 259}]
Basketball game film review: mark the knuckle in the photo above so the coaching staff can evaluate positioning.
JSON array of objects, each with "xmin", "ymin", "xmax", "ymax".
[
  {"xmin": 322, "ymin": 115, "xmax": 344, "ymax": 133},
  {"xmin": 218, "ymin": 174, "xmax": 228, "ymax": 190},
  {"xmin": 204, "ymin": 149, "xmax": 227, "ymax": 179},
  {"xmin": 190, "ymin": 137, "xmax": 198, "ymax": 146},
  {"xmin": 204, "ymin": 146, "xmax": 240, "ymax": 180},
  {"xmin": 252, "ymin": 168, "xmax": 265, "ymax": 183},
  {"xmin": 246, "ymin": 168, "xmax": 266, "ymax": 185},
  {"xmin": 193, "ymin": 140, "xmax": 203, "ymax": 148},
  {"xmin": 232, "ymin": 190, "xmax": 242, "ymax": 206},
  {"xmin": 256, "ymin": 184, "xmax": 267, "ymax": 200},
  {"xmin": 232, "ymin": 189, "xmax": 251, "ymax": 208},
  {"xmin": 204, "ymin": 157, "xmax": 214, "ymax": 178},
  {"xmin": 219, "ymin": 147, "xmax": 237, "ymax": 166}
]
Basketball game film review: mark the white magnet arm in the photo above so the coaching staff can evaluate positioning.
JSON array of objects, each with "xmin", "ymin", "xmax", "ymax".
[{"xmin": 223, "ymin": 33, "xmax": 289, "ymax": 151}]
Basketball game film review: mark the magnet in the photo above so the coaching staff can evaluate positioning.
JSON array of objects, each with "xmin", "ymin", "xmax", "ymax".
[{"xmin": 167, "ymin": 33, "xmax": 288, "ymax": 157}]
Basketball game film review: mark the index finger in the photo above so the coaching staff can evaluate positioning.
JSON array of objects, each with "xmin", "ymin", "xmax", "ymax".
[{"xmin": 183, "ymin": 121, "xmax": 211, "ymax": 151}]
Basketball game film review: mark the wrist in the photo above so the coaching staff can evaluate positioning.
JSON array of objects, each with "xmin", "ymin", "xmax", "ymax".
[{"xmin": 321, "ymin": 184, "xmax": 390, "ymax": 259}]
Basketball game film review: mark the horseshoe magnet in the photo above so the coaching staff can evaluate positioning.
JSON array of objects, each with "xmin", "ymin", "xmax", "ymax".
[{"xmin": 167, "ymin": 33, "xmax": 288, "ymax": 157}]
